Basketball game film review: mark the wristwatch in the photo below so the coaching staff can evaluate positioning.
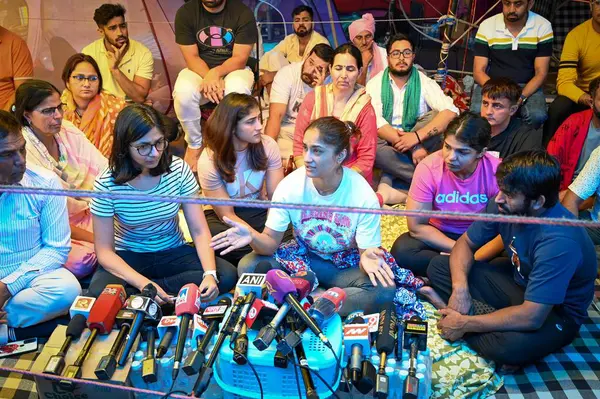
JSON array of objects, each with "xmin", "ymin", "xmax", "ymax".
[
  {"xmin": 519, "ymin": 94, "xmax": 528, "ymax": 104},
  {"xmin": 203, "ymin": 270, "xmax": 219, "ymax": 283}
]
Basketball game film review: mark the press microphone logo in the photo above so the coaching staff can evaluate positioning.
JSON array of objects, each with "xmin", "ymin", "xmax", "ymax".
[
  {"xmin": 176, "ymin": 287, "xmax": 188, "ymax": 306},
  {"xmin": 238, "ymin": 273, "xmax": 266, "ymax": 286},
  {"xmin": 344, "ymin": 326, "xmax": 369, "ymax": 336}
]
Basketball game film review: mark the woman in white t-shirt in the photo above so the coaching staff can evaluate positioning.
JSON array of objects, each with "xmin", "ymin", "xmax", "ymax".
[
  {"xmin": 392, "ymin": 112, "xmax": 502, "ymax": 277},
  {"xmin": 89, "ymin": 104, "xmax": 237, "ymax": 303},
  {"xmin": 211, "ymin": 117, "xmax": 426, "ymax": 317},
  {"xmin": 198, "ymin": 93, "xmax": 290, "ymax": 266}
]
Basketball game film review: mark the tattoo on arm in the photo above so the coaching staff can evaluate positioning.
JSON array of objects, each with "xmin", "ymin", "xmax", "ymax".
[{"xmin": 426, "ymin": 127, "xmax": 439, "ymax": 139}]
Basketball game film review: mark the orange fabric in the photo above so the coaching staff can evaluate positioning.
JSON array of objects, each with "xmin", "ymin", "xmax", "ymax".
[
  {"xmin": 61, "ymin": 90, "xmax": 126, "ymax": 158},
  {"xmin": 0, "ymin": 26, "xmax": 33, "ymax": 111}
]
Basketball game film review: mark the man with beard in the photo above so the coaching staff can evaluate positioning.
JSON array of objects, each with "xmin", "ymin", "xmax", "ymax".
[
  {"xmin": 264, "ymin": 43, "xmax": 333, "ymax": 160},
  {"xmin": 82, "ymin": 4, "xmax": 154, "ymax": 103},
  {"xmin": 259, "ymin": 6, "xmax": 329, "ymax": 93},
  {"xmin": 366, "ymin": 33, "xmax": 458, "ymax": 203},
  {"xmin": 548, "ymin": 77, "xmax": 600, "ymax": 193},
  {"xmin": 471, "ymin": 0, "xmax": 552, "ymax": 129},
  {"xmin": 426, "ymin": 150, "xmax": 596, "ymax": 372},
  {"xmin": 0, "ymin": 110, "xmax": 81, "ymax": 344},
  {"xmin": 173, "ymin": 0, "xmax": 257, "ymax": 171},
  {"xmin": 545, "ymin": 0, "xmax": 600, "ymax": 145},
  {"xmin": 480, "ymin": 77, "xmax": 542, "ymax": 158}
]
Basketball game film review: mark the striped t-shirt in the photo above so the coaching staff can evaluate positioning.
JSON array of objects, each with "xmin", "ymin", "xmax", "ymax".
[
  {"xmin": 90, "ymin": 156, "xmax": 199, "ymax": 252},
  {"xmin": 474, "ymin": 12, "xmax": 553, "ymax": 84}
]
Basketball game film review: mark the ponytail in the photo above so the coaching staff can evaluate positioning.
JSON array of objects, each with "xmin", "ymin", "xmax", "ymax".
[{"xmin": 305, "ymin": 116, "xmax": 361, "ymax": 163}]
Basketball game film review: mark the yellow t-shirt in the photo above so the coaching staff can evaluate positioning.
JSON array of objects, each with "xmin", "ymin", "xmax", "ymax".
[
  {"xmin": 82, "ymin": 38, "xmax": 154, "ymax": 100},
  {"xmin": 557, "ymin": 20, "xmax": 600, "ymax": 103}
]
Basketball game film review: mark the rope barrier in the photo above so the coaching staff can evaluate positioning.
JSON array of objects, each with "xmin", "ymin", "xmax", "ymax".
[
  {"xmin": 0, "ymin": 364, "xmax": 190, "ymax": 398},
  {"xmin": 2, "ymin": 185, "xmax": 600, "ymax": 228}
]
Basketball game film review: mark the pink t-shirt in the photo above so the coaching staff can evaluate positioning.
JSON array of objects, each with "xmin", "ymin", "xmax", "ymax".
[{"xmin": 409, "ymin": 150, "xmax": 500, "ymax": 234}]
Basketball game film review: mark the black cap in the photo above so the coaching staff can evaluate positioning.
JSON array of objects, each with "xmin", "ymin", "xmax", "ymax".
[{"xmin": 66, "ymin": 314, "xmax": 87, "ymax": 338}]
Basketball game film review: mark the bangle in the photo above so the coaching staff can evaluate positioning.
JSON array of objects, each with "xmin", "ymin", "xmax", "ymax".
[
  {"xmin": 203, "ymin": 270, "xmax": 219, "ymax": 284},
  {"xmin": 414, "ymin": 131, "xmax": 423, "ymax": 145}
]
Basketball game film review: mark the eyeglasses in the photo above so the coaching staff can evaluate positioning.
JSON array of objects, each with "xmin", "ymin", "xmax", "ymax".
[
  {"xmin": 71, "ymin": 74, "xmax": 99, "ymax": 83},
  {"xmin": 389, "ymin": 49, "xmax": 415, "ymax": 59},
  {"xmin": 37, "ymin": 103, "xmax": 66, "ymax": 117},
  {"xmin": 131, "ymin": 138, "xmax": 168, "ymax": 156}
]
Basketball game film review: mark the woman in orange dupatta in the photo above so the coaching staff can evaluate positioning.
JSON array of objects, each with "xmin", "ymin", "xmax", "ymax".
[
  {"xmin": 293, "ymin": 44, "xmax": 377, "ymax": 184},
  {"xmin": 60, "ymin": 53, "xmax": 125, "ymax": 158}
]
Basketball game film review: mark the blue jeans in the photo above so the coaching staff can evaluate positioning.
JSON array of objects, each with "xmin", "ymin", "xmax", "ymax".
[
  {"xmin": 470, "ymin": 84, "xmax": 547, "ymax": 129},
  {"xmin": 238, "ymin": 251, "xmax": 396, "ymax": 316}
]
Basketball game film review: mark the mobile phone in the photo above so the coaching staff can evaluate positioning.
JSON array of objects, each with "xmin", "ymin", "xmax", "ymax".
[{"xmin": 0, "ymin": 338, "xmax": 38, "ymax": 358}]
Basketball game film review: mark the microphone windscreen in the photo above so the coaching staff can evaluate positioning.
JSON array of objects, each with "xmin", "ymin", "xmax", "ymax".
[
  {"xmin": 246, "ymin": 299, "xmax": 278, "ymax": 330},
  {"xmin": 175, "ymin": 284, "xmax": 201, "ymax": 316},
  {"xmin": 265, "ymin": 269, "xmax": 296, "ymax": 304},
  {"xmin": 291, "ymin": 278, "xmax": 311, "ymax": 300},
  {"xmin": 88, "ymin": 284, "xmax": 127, "ymax": 333},
  {"xmin": 376, "ymin": 302, "xmax": 397, "ymax": 354},
  {"xmin": 141, "ymin": 283, "xmax": 157, "ymax": 298},
  {"xmin": 66, "ymin": 314, "xmax": 87, "ymax": 338},
  {"xmin": 290, "ymin": 270, "xmax": 316, "ymax": 291}
]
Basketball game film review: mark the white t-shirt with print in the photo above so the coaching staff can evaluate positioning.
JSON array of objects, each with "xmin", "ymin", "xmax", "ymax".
[
  {"xmin": 266, "ymin": 166, "xmax": 381, "ymax": 259},
  {"xmin": 270, "ymin": 62, "xmax": 313, "ymax": 127}
]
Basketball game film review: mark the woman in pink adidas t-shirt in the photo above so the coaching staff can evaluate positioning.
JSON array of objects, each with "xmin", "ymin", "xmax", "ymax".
[{"xmin": 392, "ymin": 112, "xmax": 501, "ymax": 276}]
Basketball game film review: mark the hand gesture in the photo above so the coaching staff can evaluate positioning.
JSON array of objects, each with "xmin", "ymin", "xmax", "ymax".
[
  {"xmin": 447, "ymin": 288, "xmax": 472, "ymax": 315},
  {"xmin": 210, "ymin": 216, "xmax": 252, "ymax": 255},
  {"xmin": 360, "ymin": 248, "xmax": 395, "ymax": 288},
  {"xmin": 107, "ymin": 42, "xmax": 129, "ymax": 71},
  {"xmin": 312, "ymin": 67, "xmax": 327, "ymax": 87},
  {"xmin": 199, "ymin": 274, "xmax": 219, "ymax": 302},
  {"xmin": 200, "ymin": 69, "xmax": 225, "ymax": 103},
  {"xmin": 361, "ymin": 50, "xmax": 374, "ymax": 66},
  {"xmin": 393, "ymin": 131, "xmax": 419, "ymax": 153},
  {"xmin": 438, "ymin": 308, "xmax": 467, "ymax": 341},
  {"xmin": 259, "ymin": 71, "xmax": 276, "ymax": 88},
  {"xmin": 412, "ymin": 146, "xmax": 428, "ymax": 165}
]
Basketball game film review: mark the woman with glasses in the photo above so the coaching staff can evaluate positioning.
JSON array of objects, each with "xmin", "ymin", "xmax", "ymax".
[
  {"xmin": 293, "ymin": 43, "xmax": 377, "ymax": 184},
  {"xmin": 198, "ymin": 93, "xmax": 290, "ymax": 266},
  {"xmin": 61, "ymin": 53, "xmax": 126, "ymax": 157},
  {"xmin": 349, "ymin": 13, "xmax": 387, "ymax": 86},
  {"xmin": 88, "ymin": 104, "xmax": 237, "ymax": 303},
  {"xmin": 14, "ymin": 79, "xmax": 107, "ymax": 279}
]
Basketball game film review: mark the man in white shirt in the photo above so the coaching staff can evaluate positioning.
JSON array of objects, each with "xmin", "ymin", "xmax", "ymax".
[
  {"xmin": 259, "ymin": 5, "xmax": 330, "ymax": 92},
  {"xmin": 264, "ymin": 43, "xmax": 334, "ymax": 160},
  {"xmin": 366, "ymin": 33, "xmax": 459, "ymax": 201},
  {"xmin": 0, "ymin": 111, "xmax": 80, "ymax": 343}
]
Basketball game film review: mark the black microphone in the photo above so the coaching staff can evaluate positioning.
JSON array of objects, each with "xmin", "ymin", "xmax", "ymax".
[
  {"xmin": 94, "ymin": 309, "xmax": 135, "ymax": 380},
  {"xmin": 142, "ymin": 322, "xmax": 158, "ymax": 383},
  {"xmin": 183, "ymin": 297, "xmax": 232, "ymax": 376},
  {"xmin": 288, "ymin": 318, "xmax": 318, "ymax": 399},
  {"xmin": 43, "ymin": 315, "xmax": 86, "ymax": 375},
  {"xmin": 192, "ymin": 295, "xmax": 244, "ymax": 397},
  {"xmin": 403, "ymin": 316, "xmax": 428, "ymax": 399},
  {"xmin": 374, "ymin": 303, "xmax": 397, "ymax": 399},
  {"xmin": 156, "ymin": 316, "xmax": 177, "ymax": 358},
  {"xmin": 118, "ymin": 284, "xmax": 161, "ymax": 366},
  {"xmin": 232, "ymin": 323, "xmax": 248, "ymax": 365},
  {"xmin": 230, "ymin": 292, "xmax": 256, "ymax": 343}
]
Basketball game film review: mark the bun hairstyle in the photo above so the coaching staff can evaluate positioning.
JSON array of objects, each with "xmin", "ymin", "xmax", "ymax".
[{"xmin": 305, "ymin": 116, "xmax": 361, "ymax": 163}]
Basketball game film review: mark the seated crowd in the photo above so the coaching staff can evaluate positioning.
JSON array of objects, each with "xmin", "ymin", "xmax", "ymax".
[{"xmin": 0, "ymin": 0, "xmax": 598, "ymax": 374}]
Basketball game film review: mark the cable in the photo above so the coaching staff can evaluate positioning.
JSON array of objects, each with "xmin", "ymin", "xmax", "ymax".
[
  {"xmin": 288, "ymin": 357, "xmax": 342, "ymax": 399},
  {"xmin": 159, "ymin": 380, "xmax": 180, "ymax": 399},
  {"xmin": 328, "ymin": 344, "xmax": 352, "ymax": 399},
  {"xmin": 293, "ymin": 350, "xmax": 302, "ymax": 399},
  {"xmin": 228, "ymin": 341, "xmax": 264, "ymax": 399}
]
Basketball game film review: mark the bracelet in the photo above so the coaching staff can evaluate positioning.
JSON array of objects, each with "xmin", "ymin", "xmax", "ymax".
[
  {"xmin": 203, "ymin": 270, "xmax": 219, "ymax": 283},
  {"xmin": 414, "ymin": 131, "xmax": 423, "ymax": 145}
]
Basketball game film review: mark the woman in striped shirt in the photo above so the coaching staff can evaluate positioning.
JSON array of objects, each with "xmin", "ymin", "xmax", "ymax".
[{"xmin": 88, "ymin": 104, "xmax": 236, "ymax": 303}]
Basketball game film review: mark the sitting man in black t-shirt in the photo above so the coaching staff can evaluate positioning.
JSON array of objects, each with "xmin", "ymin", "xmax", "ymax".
[
  {"xmin": 173, "ymin": 0, "xmax": 257, "ymax": 171},
  {"xmin": 425, "ymin": 150, "xmax": 597, "ymax": 371},
  {"xmin": 479, "ymin": 78, "xmax": 542, "ymax": 158}
]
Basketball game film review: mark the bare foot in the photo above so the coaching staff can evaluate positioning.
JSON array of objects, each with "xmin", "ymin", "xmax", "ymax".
[
  {"xmin": 417, "ymin": 286, "xmax": 447, "ymax": 309},
  {"xmin": 377, "ymin": 182, "xmax": 408, "ymax": 205}
]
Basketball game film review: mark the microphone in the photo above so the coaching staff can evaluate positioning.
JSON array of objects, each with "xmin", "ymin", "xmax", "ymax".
[
  {"xmin": 245, "ymin": 299, "xmax": 278, "ymax": 331},
  {"xmin": 232, "ymin": 323, "xmax": 248, "ymax": 365},
  {"xmin": 289, "ymin": 318, "xmax": 318, "ymax": 399},
  {"xmin": 265, "ymin": 270, "xmax": 330, "ymax": 348},
  {"xmin": 61, "ymin": 285, "xmax": 126, "ymax": 386},
  {"xmin": 236, "ymin": 273, "xmax": 266, "ymax": 298},
  {"xmin": 253, "ymin": 271, "xmax": 314, "ymax": 351},
  {"xmin": 192, "ymin": 295, "xmax": 245, "ymax": 397},
  {"xmin": 173, "ymin": 283, "xmax": 201, "ymax": 380},
  {"xmin": 69, "ymin": 296, "xmax": 96, "ymax": 319},
  {"xmin": 156, "ymin": 316, "xmax": 179, "ymax": 358},
  {"xmin": 118, "ymin": 284, "xmax": 161, "ymax": 366},
  {"xmin": 343, "ymin": 316, "xmax": 371, "ymax": 385},
  {"xmin": 402, "ymin": 316, "xmax": 428, "ymax": 399},
  {"xmin": 183, "ymin": 297, "xmax": 232, "ymax": 376},
  {"xmin": 141, "ymin": 322, "xmax": 159, "ymax": 383},
  {"xmin": 229, "ymin": 292, "xmax": 256, "ymax": 343},
  {"xmin": 43, "ymin": 315, "xmax": 86, "ymax": 375},
  {"xmin": 308, "ymin": 288, "xmax": 346, "ymax": 328},
  {"xmin": 374, "ymin": 303, "xmax": 398, "ymax": 399},
  {"xmin": 94, "ymin": 309, "xmax": 135, "ymax": 380}
]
